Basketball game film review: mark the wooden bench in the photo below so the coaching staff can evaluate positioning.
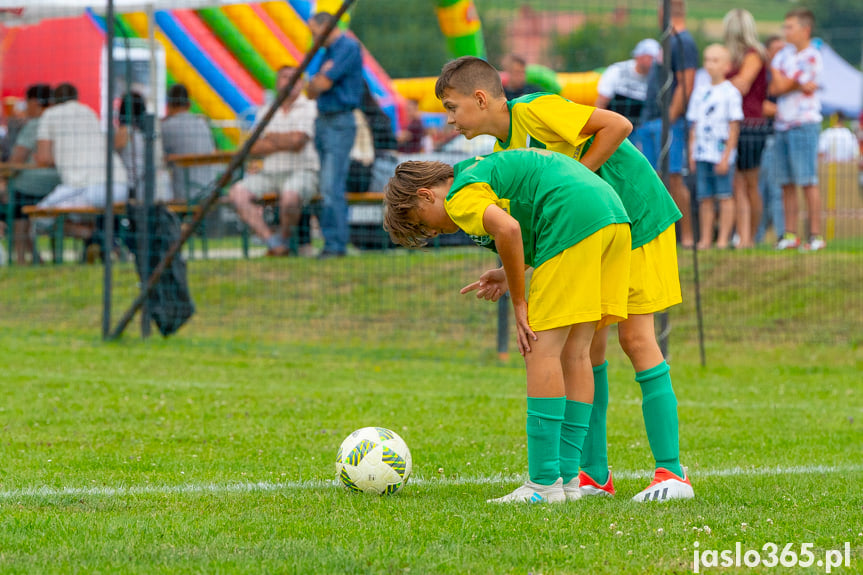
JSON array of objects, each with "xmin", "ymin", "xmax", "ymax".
[
  {"xmin": 21, "ymin": 201, "xmax": 200, "ymax": 264},
  {"xmin": 20, "ymin": 191, "xmax": 388, "ymax": 263},
  {"xmin": 234, "ymin": 191, "xmax": 387, "ymax": 257}
]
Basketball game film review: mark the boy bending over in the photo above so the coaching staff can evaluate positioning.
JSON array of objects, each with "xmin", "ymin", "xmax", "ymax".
[
  {"xmin": 435, "ymin": 56, "xmax": 693, "ymax": 501},
  {"xmin": 384, "ymin": 149, "xmax": 631, "ymax": 503}
]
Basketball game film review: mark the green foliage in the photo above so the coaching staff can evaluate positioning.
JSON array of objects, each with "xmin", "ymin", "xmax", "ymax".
[
  {"xmin": 350, "ymin": 0, "xmax": 451, "ymax": 78},
  {"xmin": 553, "ymin": 21, "xmax": 717, "ymax": 73},
  {"xmin": 809, "ymin": 0, "xmax": 863, "ymax": 66}
]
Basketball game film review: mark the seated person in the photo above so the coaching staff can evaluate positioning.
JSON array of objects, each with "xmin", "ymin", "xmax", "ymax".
[
  {"xmin": 115, "ymin": 91, "xmax": 171, "ymax": 201},
  {"xmin": 502, "ymin": 54, "xmax": 543, "ymax": 100},
  {"xmin": 227, "ymin": 65, "xmax": 319, "ymax": 256},
  {"xmin": 161, "ymin": 84, "xmax": 220, "ymax": 201},
  {"xmin": 397, "ymin": 99, "xmax": 427, "ymax": 154},
  {"xmin": 6, "ymin": 84, "xmax": 61, "ymax": 263},
  {"xmin": 35, "ymin": 83, "xmax": 128, "ymax": 241},
  {"xmin": 347, "ymin": 109, "xmax": 375, "ymax": 194}
]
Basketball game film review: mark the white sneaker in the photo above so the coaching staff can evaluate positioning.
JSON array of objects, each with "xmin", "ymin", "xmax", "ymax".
[
  {"xmin": 562, "ymin": 477, "xmax": 582, "ymax": 501},
  {"xmin": 632, "ymin": 467, "xmax": 694, "ymax": 502},
  {"xmin": 805, "ymin": 236, "xmax": 826, "ymax": 251},
  {"xmin": 776, "ymin": 234, "xmax": 800, "ymax": 251},
  {"xmin": 488, "ymin": 478, "xmax": 565, "ymax": 503}
]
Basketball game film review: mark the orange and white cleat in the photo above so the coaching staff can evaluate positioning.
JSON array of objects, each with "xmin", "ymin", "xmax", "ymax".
[
  {"xmin": 633, "ymin": 467, "xmax": 694, "ymax": 502},
  {"xmin": 565, "ymin": 470, "xmax": 616, "ymax": 499}
]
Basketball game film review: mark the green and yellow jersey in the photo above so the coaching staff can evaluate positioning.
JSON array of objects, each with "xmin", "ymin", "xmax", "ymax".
[
  {"xmin": 445, "ymin": 149, "xmax": 630, "ymax": 268},
  {"xmin": 495, "ymin": 93, "xmax": 681, "ymax": 249}
]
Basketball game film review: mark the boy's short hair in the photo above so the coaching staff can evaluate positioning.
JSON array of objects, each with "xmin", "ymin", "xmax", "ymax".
[
  {"xmin": 383, "ymin": 161, "xmax": 454, "ymax": 248},
  {"xmin": 167, "ymin": 84, "xmax": 190, "ymax": 108},
  {"xmin": 704, "ymin": 43, "xmax": 731, "ymax": 62},
  {"xmin": 435, "ymin": 56, "xmax": 505, "ymax": 100},
  {"xmin": 785, "ymin": 7, "xmax": 815, "ymax": 31},
  {"xmin": 52, "ymin": 83, "xmax": 78, "ymax": 104}
]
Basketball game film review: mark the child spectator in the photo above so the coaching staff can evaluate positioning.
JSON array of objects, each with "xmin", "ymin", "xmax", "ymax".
[
  {"xmin": 434, "ymin": 57, "xmax": 693, "ymax": 502},
  {"xmin": 770, "ymin": 8, "xmax": 824, "ymax": 251},
  {"xmin": 687, "ymin": 44, "xmax": 743, "ymax": 250},
  {"xmin": 384, "ymin": 149, "xmax": 632, "ymax": 503}
]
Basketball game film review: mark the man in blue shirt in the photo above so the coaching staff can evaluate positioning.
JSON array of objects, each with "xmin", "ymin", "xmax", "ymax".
[
  {"xmin": 307, "ymin": 12, "xmax": 365, "ymax": 258},
  {"xmin": 639, "ymin": 0, "xmax": 699, "ymax": 248}
]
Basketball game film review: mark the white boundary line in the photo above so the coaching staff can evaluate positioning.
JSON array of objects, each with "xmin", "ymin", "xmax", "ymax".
[{"xmin": 1, "ymin": 464, "xmax": 861, "ymax": 500}]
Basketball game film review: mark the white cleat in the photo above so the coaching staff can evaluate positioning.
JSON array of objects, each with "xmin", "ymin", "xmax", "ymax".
[
  {"xmin": 632, "ymin": 467, "xmax": 694, "ymax": 502},
  {"xmin": 562, "ymin": 477, "xmax": 583, "ymax": 501},
  {"xmin": 488, "ymin": 478, "xmax": 566, "ymax": 503}
]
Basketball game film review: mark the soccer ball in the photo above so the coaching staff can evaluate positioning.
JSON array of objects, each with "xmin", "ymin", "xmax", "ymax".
[{"xmin": 335, "ymin": 427, "xmax": 412, "ymax": 495}]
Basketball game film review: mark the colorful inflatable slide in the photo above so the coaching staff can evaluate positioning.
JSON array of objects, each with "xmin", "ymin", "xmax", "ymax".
[
  {"xmin": 1, "ymin": 1, "xmax": 406, "ymax": 148},
  {"xmin": 1, "ymin": 1, "xmax": 602, "ymax": 147}
]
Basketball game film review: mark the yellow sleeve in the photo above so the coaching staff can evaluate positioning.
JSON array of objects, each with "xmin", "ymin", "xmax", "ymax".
[
  {"xmin": 445, "ymin": 183, "xmax": 499, "ymax": 237},
  {"xmin": 525, "ymin": 96, "xmax": 595, "ymax": 151}
]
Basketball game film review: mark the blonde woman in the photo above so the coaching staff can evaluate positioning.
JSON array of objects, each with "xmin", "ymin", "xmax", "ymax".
[{"xmin": 723, "ymin": 8, "xmax": 768, "ymax": 248}]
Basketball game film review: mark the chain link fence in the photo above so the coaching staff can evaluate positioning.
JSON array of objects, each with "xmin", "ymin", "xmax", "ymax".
[{"xmin": 0, "ymin": 0, "xmax": 860, "ymax": 349}]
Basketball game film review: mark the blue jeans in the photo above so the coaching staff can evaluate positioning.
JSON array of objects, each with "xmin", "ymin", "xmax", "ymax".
[
  {"xmin": 639, "ymin": 118, "xmax": 688, "ymax": 175},
  {"xmin": 757, "ymin": 134, "xmax": 785, "ymax": 241},
  {"xmin": 315, "ymin": 111, "xmax": 356, "ymax": 254},
  {"xmin": 695, "ymin": 161, "xmax": 734, "ymax": 201},
  {"xmin": 773, "ymin": 122, "xmax": 820, "ymax": 187}
]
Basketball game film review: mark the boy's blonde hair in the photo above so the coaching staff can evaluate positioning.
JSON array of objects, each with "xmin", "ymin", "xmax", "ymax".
[
  {"xmin": 704, "ymin": 43, "xmax": 732, "ymax": 64},
  {"xmin": 434, "ymin": 56, "xmax": 505, "ymax": 100},
  {"xmin": 383, "ymin": 161, "xmax": 455, "ymax": 248}
]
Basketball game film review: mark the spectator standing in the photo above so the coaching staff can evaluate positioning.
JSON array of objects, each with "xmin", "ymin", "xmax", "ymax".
[
  {"xmin": 596, "ymin": 39, "xmax": 662, "ymax": 130},
  {"xmin": 35, "ymin": 83, "xmax": 128, "ymax": 240},
  {"xmin": 818, "ymin": 113, "xmax": 860, "ymax": 164},
  {"xmin": 115, "ymin": 91, "xmax": 171, "ymax": 202},
  {"xmin": 228, "ymin": 65, "xmax": 319, "ymax": 257},
  {"xmin": 640, "ymin": 0, "xmax": 699, "ymax": 248},
  {"xmin": 161, "ymin": 84, "xmax": 219, "ymax": 201},
  {"xmin": 757, "ymin": 36, "xmax": 786, "ymax": 243},
  {"xmin": 5, "ymin": 84, "xmax": 61, "ymax": 263},
  {"xmin": 502, "ymin": 54, "xmax": 543, "ymax": 100},
  {"xmin": 770, "ymin": 8, "xmax": 824, "ymax": 251},
  {"xmin": 307, "ymin": 12, "xmax": 364, "ymax": 259},
  {"xmin": 723, "ymin": 9, "xmax": 768, "ymax": 249},
  {"xmin": 687, "ymin": 45, "xmax": 743, "ymax": 250}
]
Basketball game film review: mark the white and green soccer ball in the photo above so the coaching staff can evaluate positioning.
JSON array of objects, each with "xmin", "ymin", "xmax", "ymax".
[{"xmin": 335, "ymin": 427, "xmax": 412, "ymax": 495}]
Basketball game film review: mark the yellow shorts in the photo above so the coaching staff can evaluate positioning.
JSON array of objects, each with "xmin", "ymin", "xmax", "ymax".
[
  {"xmin": 628, "ymin": 225, "xmax": 683, "ymax": 314},
  {"xmin": 528, "ymin": 223, "xmax": 631, "ymax": 332}
]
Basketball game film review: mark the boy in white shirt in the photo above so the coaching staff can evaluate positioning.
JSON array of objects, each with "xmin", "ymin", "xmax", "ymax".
[
  {"xmin": 770, "ymin": 8, "xmax": 824, "ymax": 251},
  {"xmin": 687, "ymin": 44, "xmax": 743, "ymax": 250}
]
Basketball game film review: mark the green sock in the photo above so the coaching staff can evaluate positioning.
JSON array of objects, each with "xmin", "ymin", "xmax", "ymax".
[
  {"xmin": 577, "ymin": 361, "xmax": 609, "ymax": 484},
  {"xmin": 560, "ymin": 399, "xmax": 593, "ymax": 484},
  {"xmin": 526, "ymin": 396, "xmax": 566, "ymax": 486},
  {"xmin": 636, "ymin": 361, "xmax": 684, "ymax": 477}
]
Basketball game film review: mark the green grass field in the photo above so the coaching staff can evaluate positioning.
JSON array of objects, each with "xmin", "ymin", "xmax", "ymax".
[{"xmin": 0, "ymin": 249, "xmax": 861, "ymax": 573}]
